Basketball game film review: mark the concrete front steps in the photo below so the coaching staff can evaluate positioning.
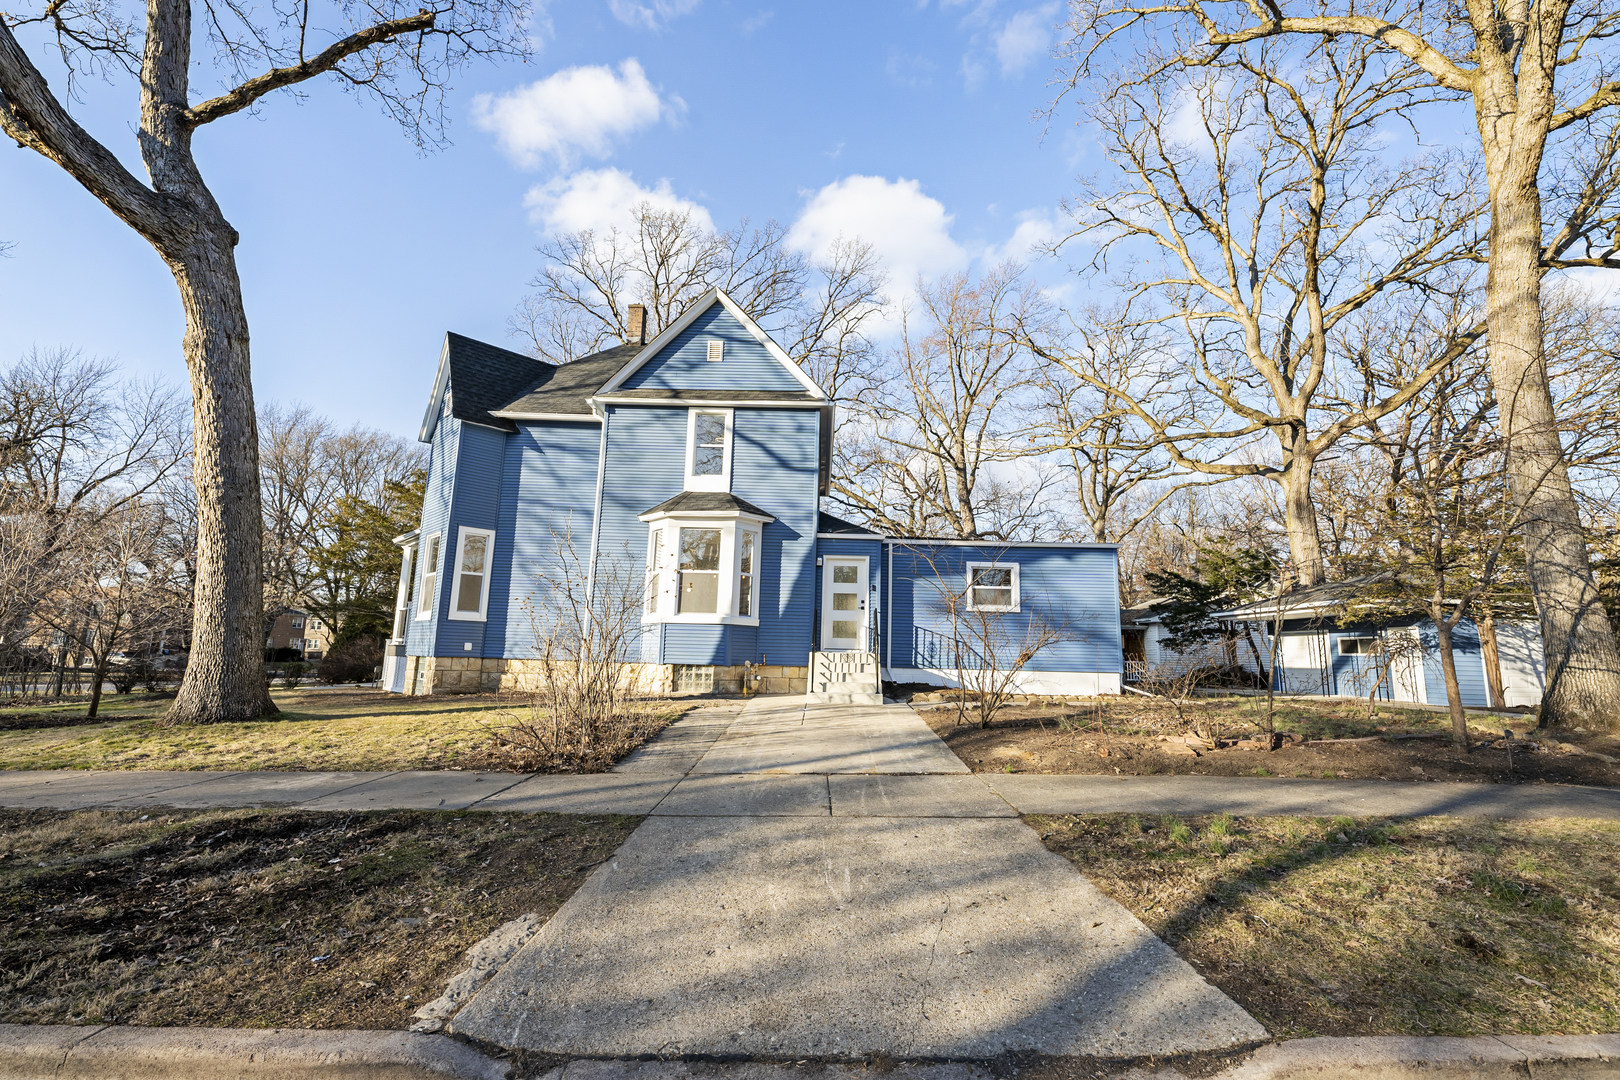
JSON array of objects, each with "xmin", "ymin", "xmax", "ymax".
[{"xmin": 806, "ymin": 650, "xmax": 882, "ymax": 705}]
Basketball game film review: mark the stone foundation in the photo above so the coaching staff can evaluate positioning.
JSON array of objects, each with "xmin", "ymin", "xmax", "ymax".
[{"xmin": 401, "ymin": 657, "xmax": 808, "ymax": 697}]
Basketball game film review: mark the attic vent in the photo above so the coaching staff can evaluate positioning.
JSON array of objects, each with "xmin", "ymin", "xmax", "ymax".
[{"xmin": 706, "ymin": 339, "xmax": 724, "ymax": 363}]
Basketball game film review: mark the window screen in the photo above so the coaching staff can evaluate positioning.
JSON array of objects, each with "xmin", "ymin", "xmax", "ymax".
[
  {"xmin": 456, "ymin": 533, "xmax": 488, "ymax": 614},
  {"xmin": 969, "ymin": 565, "xmax": 1015, "ymax": 610}
]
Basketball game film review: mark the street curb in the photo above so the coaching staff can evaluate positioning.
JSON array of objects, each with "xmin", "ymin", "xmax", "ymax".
[
  {"xmin": 0, "ymin": 1024, "xmax": 509, "ymax": 1079},
  {"xmin": 0, "ymin": 1029, "xmax": 1615, "ymax": 1080},
  {"xmin": 1210, "ymin": 1035, "xmax": 1620, "ymax": 1079}
]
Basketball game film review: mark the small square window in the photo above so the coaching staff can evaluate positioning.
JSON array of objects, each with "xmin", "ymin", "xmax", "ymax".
[
  {"xmin": 674, "ymin": 664, "xmax": 714, "ymax": 693},
  {"xmin": 1339, "ymin": 637, "xmax": 1379, "ymax": 655},
  {"xmin": 966, "ymin": 563, "xmax": 1019, "ymax": 612},
  {"xmin": 706, "ymin": 339, "xmax": 724, "ymax": 362}
]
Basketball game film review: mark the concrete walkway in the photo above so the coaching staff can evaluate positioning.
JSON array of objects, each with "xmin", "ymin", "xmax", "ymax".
[{"xmin": 445, "ymin": 696, "xmax": 1266, "ymax": 1058}]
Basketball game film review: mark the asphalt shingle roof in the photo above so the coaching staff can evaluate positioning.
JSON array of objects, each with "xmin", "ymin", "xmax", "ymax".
[
  {"xmin": 640, "ymin": 491, "xmax": 776, "ymax": 520},
  {"xmin": 495, "ymin": 345, "xmax": 640, "ymax": 416},
  {"xmin": 817, "ymin": 511, "xmax": 883, "ymax": 536},
  {"xmin": 442, "ymin": 333, "xmax": 552, "ymax": 433}
]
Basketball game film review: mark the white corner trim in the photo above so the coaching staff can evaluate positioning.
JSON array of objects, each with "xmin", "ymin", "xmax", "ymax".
[{"xmin": 595, "ymin": 287, "xmax": 830, "ymax": 399}]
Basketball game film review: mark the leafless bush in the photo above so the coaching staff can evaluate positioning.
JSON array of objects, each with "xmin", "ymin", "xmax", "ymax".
[
  {"xmin": 1139, "ymin": 661, "xmax": 1223, "ymax": 739},
  {"xmin": 486, "ymin": 529, "xmax": 669, "ymax": 772}
]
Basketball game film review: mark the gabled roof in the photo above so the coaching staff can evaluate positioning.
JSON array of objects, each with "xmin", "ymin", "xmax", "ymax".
[
  {"xmin": 1218, "ymin": 572, "xmax": 1398, "ymax": 620},
  {"xmin": 597, "ymin": 288, "xmax": 828, "ymax": 399},
  {"xmin": 420, "ymin": 333, "xmax": 550, "ymax": 440},
  {"xmin": 638, "ymin": 491, "xmax": 776, "ymax": 521}
]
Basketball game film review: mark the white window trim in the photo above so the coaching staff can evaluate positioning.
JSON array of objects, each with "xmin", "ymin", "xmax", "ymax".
[
  {"xmin": 393, "ymin": 541, "xmax": 417, "ymax": 641},
  {"xmin": 447, "ymin": 525, "xmax": 496, "ymax": 622},
  {"xmin": 640, "ymin": 515, "xmax": 763, "ymax": 627},
  {"xmin": 416, "ymin": 533, "xmax": 441, "ymax": 620},
  {"xmin": 965, "ymin": 561, "xmax": 1020, "ymax": 613},
  {"xmin": 683, "ymin": 408, "xmax": 733, "ymax": 493}
]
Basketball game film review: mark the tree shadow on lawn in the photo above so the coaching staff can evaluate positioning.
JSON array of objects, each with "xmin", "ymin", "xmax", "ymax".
[{"xmin": 1033, "ymin": 811, "xmax": 1620, "ymax": 1039}]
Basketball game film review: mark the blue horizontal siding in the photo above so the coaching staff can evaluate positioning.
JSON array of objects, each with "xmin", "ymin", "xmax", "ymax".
[
  {"xmin": 661, "ymin": 624, "xmax": 728, "ymax": 665},
  {"xmin": 622, "ymin": 305, "xmax": 807, "ymax": 392},
  {"xmin": 888, "ymin": 544, "xmax": 1121, "ymax": 672},
  {"xmin": 490, "ymin": 420, "xmax": 603, "ymax": 659},
  {"xmin": 1418, "ymin": 620, "xmax": 1489, "ymax": 707},
  {"xmin": 405, "ymin": 397, "xmax": 458, "ymax": 659},
  {"xmin": 434, "ymin": 422, "xmax": 507, "ymax": 659},
  {"xmin": 732, "ymin": 408, "xmax": 820, "ymax": 666}
]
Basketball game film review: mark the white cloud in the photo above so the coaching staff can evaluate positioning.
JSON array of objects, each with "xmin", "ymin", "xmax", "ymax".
[
  {"xmin": 788, "ymin": 176, "xmax": 970, "ymax": 309},
  {"xmin": 524, "ymin": 167, "xmax": 715, "ymax": 237},
  {"xmin": 608, "ymin": 0, "xmax": 701, "ymax": 30},
  {"xmin": 739, "ymin": 9, "xmax": 773, "ymax": 34},
  {"xmin": 995, "ymin": 4, "xmax": 1058, "ymax": 77},
  {"xmin": 470, "ymin": 59, "xmax": 673, "ymax": 169},
  {"xmin": 981, "ymin": 209, "xmax": 1059, "ymax": 265}
]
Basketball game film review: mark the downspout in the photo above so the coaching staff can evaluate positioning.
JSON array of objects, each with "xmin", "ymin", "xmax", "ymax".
[
  {"xmin": 885, "ymin": 540, "xmax": 893, "ymax": 674},
  {"xmin": 585, "ymin": 402, "xmax": 610, "ymax": 610}
]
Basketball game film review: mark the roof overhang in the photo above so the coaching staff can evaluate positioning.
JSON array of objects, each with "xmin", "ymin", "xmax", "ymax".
[
  {"xmin": 418, "ymin": 335, "xmax": 452, "ymax": 444},
  {"xmin": 638, "ymin": 507, "xmax": 776, "ymax": 525},
  {"xmin": 488, "ymin": 410, "xmax": 602, "ymax": 423}
]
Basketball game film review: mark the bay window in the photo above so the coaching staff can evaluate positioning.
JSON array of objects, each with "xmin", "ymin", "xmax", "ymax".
[{"xmin": 640, "ymin": 505, "xmax": 771, "ymax": 625}]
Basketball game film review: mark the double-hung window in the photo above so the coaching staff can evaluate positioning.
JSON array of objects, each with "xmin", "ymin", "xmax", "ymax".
[
  {"xmin": 966, "ymin": 563, "xmax": 1019, "ymax": 612},
  {"xmin": 678, "ymin": 528, "xmax": 722, "ymax": 614},
  {"xmin": 448, "ymin": 526, "xmax": 495, "ymax": 621},
  {"xmin": 737, "ymin": 531, "xmax": 757, "ymax": 617},
  {"xmin": 417, "ymin": 534, "xmax": 441, "ymax": 618},
  {"xmin": 684, "ymin": 408, "xmax": 732, "ymax": 492}
]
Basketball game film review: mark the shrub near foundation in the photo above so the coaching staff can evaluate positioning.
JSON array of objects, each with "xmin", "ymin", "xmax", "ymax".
[{"xmin": 1033, "ymin": 812, "xmax": 1620, "ymax": 1038}]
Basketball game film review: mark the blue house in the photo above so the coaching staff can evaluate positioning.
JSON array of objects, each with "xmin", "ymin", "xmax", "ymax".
[{"xmin": 381, "ymin": 289, "xmax": 1124, "ymax": 700}]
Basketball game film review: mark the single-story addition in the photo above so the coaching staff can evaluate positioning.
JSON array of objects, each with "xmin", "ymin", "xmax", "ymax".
[
  {"xmin": 378, "ymin": 288, "xmax": 1124, "ymax": 702},
  {"xmin": 1214, "ymin": 578, "xmax": 1547, "ymax": 709}
]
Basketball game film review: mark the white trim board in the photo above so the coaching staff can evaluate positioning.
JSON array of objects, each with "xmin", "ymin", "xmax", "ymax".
[{"xmin": 887, "ymin": 668, "xmax": 1123, "ymax": 696}]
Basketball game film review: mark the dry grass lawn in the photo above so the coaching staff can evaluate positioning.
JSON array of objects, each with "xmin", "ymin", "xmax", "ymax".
[
  {"xmin": 1033, "ymin": 812, "xmax": 1620, "ymax": 1039},
  {"xmin": 0, "ymin": 806, "xmax": 638, "ymax": 1029},
  {"xmin": 0, "ymin": 689, "xmax": 683, "ymax": 773}
]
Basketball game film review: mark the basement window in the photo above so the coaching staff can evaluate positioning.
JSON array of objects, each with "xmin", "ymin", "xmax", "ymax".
[{"xmin": 674, "ymin": 665, "xmax": 714, "ymax": 694}]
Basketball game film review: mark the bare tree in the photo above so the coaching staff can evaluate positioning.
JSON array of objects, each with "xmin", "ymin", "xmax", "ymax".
[
  {"xmin": 33, "ymin": 498, "xmax": 189, "ymax": 718},
  {"xmin": 1, "ymin": 0, "xmax": 528, "ymax": 723},
  {"xmin": 512, "ymin": 204, "xmax": 887, "ymax": 388},
  {"xmin": 490, "ymin": 527, "xmax": 660, "ymax": 770},
  {"xmin": 836, "ymin": 267, "xmax": 1055, "ymax": 540},
  {"xmin": 1034, "ymin": 307, "xmax": 1228, "ymax": 543},
  {"xmin": 1062, "ymin": 0, "xmax": 1620, "ymax": 728},
  {"xmin": 1030, "ymin": 42, "xmax": 1486, "ymax": 586}
]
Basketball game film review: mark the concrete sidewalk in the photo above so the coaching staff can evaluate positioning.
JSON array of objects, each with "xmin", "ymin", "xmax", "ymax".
[{"xmin": 446, "ymin": 696, "xmax": 1266, "ymax": 1058}]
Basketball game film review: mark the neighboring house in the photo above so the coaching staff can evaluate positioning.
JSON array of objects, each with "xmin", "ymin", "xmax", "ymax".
[
  {"xmin": 265, "ymin": 607, "xmax": 333, "ymax": 660},
  {"xmin": 381, "ymin": 289, "xmax": 1124, "ymax": 699},
  {"xmin": 1119, "ymin": 600, "xmax": 1247, "ymax": 684},
  {"xmin": 1215, "ymin": 577, "xmax": 1546, "ymax": 709}
]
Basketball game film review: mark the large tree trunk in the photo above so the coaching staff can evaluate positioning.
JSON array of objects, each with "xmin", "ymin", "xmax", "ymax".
[
  {"xmin": 1280, "ymin": 445, "xmax": 1325, "ymax": 587},
  {"xmin": 1479, "ymin": 608, "xmax": 1506, "ymax": 710},
  {"xmin": 1477, "ymin": 105, "xmax": 1620, "ymax": 731},
  {"xmin": 1434, "ymin": 616, "xmax": 1469, "ymax": 749},
  {"xmin": 161, "ymin": 233, "xmax": 279, "ymax": 724}
]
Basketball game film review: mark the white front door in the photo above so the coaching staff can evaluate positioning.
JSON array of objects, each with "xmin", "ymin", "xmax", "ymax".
[{"xmin": 820, "ymin": 558, "xmax": 868, "ymax": 651}]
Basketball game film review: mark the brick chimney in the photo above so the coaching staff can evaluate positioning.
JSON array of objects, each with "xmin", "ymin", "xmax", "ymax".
[{"xmin": 627, "ymin": 304, "xmax": 647, "ymax": 345}]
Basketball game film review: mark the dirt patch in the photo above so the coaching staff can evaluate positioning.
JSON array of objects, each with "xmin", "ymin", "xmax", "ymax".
[
  {"xmin": 921, "ymin": 697, "xmax": 1620, "ymax": 787},
  {"xmin": 0, "ymin": 806, "xmax": 637, "ymax": 1028},
  {"xmin": 1032, "ymin": 811, "xmax": 1620, "ymax": 1038}
]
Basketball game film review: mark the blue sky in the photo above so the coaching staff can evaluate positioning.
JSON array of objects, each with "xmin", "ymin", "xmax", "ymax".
[{"xmin": 1, "ymin": 0, "xmax": 1096, "ymax": 439}]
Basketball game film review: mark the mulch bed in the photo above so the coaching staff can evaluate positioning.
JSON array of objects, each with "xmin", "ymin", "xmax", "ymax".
[
  {"xmin": 0, "ymin": 807, "xmax": 637, "ymax": 1029},
  {"xmin": 921, "ymin": 698, "xmax": 1620, "ymax": 786}
]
